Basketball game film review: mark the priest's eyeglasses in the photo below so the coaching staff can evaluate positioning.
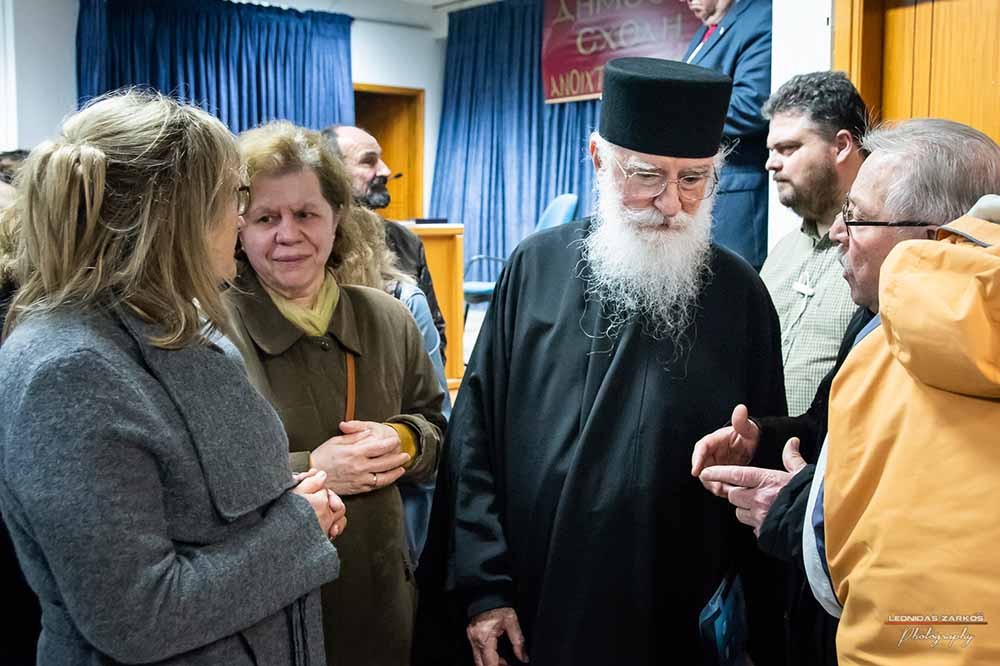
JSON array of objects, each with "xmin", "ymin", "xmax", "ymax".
[
  {"xmin": 840, "ymin": 199, "xmax": 935, "ymax": 238},
  {"xmin": 612, "ymin": 156, "xmax": 717, "ymax": 202},
  {"xmin": 236, "ymin": 185, "xmax": 251, "ymax": 216}
]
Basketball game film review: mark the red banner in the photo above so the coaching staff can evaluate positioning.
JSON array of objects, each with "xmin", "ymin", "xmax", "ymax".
[{"xmin": 542, "ymin": 0, "xmax": 702, "ymax": 104}]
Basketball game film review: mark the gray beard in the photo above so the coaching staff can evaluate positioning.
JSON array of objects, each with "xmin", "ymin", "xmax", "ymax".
[
  {"xmin": 356, "ymin": 186, "xmax": 390, "ymax": 210},
  {"xmin": 580, "ymin": 172, "xmax": 714, "ymax": 349}
]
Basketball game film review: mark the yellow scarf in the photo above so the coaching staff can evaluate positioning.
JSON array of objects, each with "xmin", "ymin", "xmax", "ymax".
[{"xmin": 264, "ymin": 269, "xmax": 340, "ymax": 337}]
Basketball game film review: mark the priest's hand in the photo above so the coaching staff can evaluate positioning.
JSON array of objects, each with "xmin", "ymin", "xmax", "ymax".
[
  {"xmin": 691, "ymin": 404, "xmax": 760, "ymax": 490},
  {"xmin": 698, "ymin": 437, "xmax": 807, "ymax": 536},
  {"xmin": 467, "ymin": 607, "xmax": 529, "ymax": 666}
]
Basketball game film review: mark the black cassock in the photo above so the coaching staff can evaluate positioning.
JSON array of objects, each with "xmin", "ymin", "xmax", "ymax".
[{"xmin": 447, "ymin": 220, "xmax": 788, "ymax": 665}]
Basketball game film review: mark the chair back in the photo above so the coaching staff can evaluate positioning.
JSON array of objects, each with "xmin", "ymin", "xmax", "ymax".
[{"xmin": 535, "ymin": 193, "xmax": 579, "ymax": 232}]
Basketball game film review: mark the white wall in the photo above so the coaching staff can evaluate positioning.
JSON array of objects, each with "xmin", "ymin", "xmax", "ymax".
[
  {"xmin": 11, "ymin": 0, "xmax": 77, "ymax": 150},
  {"xmin": 259, "ymin": 0, "xmax": 449, "ymax": 216},
  {"xmin": 767, "ymin": 0, "xmax": 834, "ymax": 249},
  {"xmin": 281, "ymin": 0, "xmax": 447, "ymax": 34},
  {"xmin": 349, "ymin": 21, "xmax": 445, "ymax": 216},
  {"xmin": 0, "ymin": 0, "xmax": 17, "ymax": 150}
]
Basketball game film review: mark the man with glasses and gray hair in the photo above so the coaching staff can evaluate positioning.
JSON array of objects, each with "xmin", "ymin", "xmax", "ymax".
[
  {"xmin": 815, "ymin": 120, "xmax": 1000, "ymax": 666},
  {"xmin": 441, "ymin": 57, "xmax": 788, "ymax": 666},
  {"xmin": 692, "ymin": 117, "xmax": 1000, "ymax": 665}
]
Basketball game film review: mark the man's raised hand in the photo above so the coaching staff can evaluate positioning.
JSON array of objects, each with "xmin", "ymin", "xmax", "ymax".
[{"xmin": 691, "ymin": 404, "xmax": 760, "ymax": 487}]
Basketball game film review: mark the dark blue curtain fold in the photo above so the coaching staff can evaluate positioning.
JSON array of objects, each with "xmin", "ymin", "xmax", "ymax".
[
  {"xmin": 76, "ymin": 0, "xmax": 109, "ymax": 104},
  {"xmin": 430, "ymin": 0, "xmax": 598, "ymax": 281},
  {"xmin": 76, "ymin": 0, "xmax": 354, "ymax": 132}
]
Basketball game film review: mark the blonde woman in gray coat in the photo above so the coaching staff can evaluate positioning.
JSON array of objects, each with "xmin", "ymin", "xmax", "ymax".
[{"xmin": 0, "ymin": 91, "xmax": 345, "ymax": 665}]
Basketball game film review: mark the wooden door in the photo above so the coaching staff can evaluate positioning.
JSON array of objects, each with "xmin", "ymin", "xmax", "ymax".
[
  {"xmin": 835, "ymin": 0, "xmax": 1000, "ymax": 142},
  {"xmin": 353, "ymin": 84, "xmax": 425, "ymax": 220}
]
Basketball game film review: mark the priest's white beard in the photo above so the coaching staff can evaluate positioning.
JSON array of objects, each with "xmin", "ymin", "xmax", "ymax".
[{"xmin": 581, "ymin": 166, "xmax": 714, "ymax": 345}]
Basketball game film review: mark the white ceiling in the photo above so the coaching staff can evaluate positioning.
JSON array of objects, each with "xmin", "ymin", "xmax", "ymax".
[
  {"xmin": 249, "ymin": 0, "xmax": 500, "ymax": 37},
  {"xmin": 401, "ymin": 0, "xmax": 498, "ymax": 9}
]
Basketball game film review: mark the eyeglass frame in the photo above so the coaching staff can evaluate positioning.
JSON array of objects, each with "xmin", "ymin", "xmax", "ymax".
[
  {"xmin": 236, "ymin": 185, "xmax": 251, "ymax": 216},
  {"xmin": 840, "ymin": 199, "xmax": 936, "ymax": 237},
  {"xmin": 610, "ymin": 155, "xmax": 718, "ymax": 203}
]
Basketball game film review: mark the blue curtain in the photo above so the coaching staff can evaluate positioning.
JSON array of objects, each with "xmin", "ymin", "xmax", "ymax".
[
  {"xmin": 76, "ymin": 0, "xmax": 354, "ymax": 132},
  {"xmin": 430, "ymin": 0, "xmax": 599, "ymax": 281},
  {"xmin": 76, "ymin": 0, "xmax": 109, "ymax": 104}
]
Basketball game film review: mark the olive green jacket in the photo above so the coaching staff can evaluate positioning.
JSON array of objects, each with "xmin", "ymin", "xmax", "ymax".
[{"xmin": 228, "ymin": 270, "xmax": 445, "ymax": 666}]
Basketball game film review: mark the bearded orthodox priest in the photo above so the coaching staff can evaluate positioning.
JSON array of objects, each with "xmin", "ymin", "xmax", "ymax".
[{"xmin": 442, "ymin": 58, "xmax": 788, "ymax": 666}]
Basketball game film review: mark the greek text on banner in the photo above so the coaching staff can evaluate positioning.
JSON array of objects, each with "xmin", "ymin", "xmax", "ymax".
[{"xmin": 542, "ymin": 0, "xmax": 701, "ymax": 104}]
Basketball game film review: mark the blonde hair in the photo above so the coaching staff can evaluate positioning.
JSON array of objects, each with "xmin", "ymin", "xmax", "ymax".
[
  {"xmin": 2, "ymin": 90, "xmax": 240, "ymax": 347},
  {"xmin": 237, "ymin": 121, "xmax": 408, "ymax": 290},
  {"xmin": 333, "ymin": 206, "xmax": 411, "ymax": 290}
]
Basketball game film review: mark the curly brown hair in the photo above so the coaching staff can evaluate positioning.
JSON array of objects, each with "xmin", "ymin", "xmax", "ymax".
[{"xmin": 237, "ymin": 121, "xmax": 408, "ymax": 290}]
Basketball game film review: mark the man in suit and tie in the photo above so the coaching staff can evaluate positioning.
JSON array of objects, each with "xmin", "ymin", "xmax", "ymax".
[{"xmin": 683, "ymin": 0, "xmax": 772, "ymax": 269}]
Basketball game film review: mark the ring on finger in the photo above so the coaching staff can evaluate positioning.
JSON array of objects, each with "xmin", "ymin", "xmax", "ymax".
[{"xmin": 371, "ymin": 472, "xmax": 379, "ymax": 487}]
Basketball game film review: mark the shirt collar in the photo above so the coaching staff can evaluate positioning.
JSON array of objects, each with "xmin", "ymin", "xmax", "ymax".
[
  {"xmin": 800, "ymin": 218, "xmax": 821, "ymax": 238},
  {"xmin": 800, "ymin": 218, "xmax": 837, "ymax": 249}
]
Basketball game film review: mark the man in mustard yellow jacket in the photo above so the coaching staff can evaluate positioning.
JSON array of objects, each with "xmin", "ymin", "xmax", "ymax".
[
  {"xmin": 696, "ymin": 118, "xmax": 1000, "ymax": 665},
  {"xmin": 821, "ymin": 125, "xmax": 1000, "ymax": 663}
]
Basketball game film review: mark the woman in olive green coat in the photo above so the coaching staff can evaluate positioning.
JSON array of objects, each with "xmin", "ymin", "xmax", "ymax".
[{"xmin": 228, "ymin": 121, "xmax": 445, "ymax": 666}]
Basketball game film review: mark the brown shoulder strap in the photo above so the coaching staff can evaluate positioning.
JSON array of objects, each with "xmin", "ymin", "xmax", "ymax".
[{"xmin": 345, "ymin": 352, "xmax": 356, "ymax": 422}]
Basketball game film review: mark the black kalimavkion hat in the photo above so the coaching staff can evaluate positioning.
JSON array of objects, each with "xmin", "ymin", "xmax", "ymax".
[{"xmin": 599, "ymin": 57, "xmax": 733, "ymax": 158}]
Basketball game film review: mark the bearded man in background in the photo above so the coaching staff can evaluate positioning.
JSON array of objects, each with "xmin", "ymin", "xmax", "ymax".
[
  {"xmin": 443, "ymin": 57, "xmax": 788, "ymax": 666},
  {"xmin": 322, "ymin": 124, "xmax": 448, "ymax": 359}
]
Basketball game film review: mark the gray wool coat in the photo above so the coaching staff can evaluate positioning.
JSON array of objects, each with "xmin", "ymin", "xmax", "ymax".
[{"xmin": 0, "ymin": 306, "xmax": 341, "ymax": 665}]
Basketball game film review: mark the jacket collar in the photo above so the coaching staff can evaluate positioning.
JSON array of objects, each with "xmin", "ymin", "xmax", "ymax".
[
  {"xmin": 230, "ymin": 266, "xmax": 365, "ymax": 357},
  {"xmin": 114, "ymin": 306, "xmax": 293, "ymax": 520},
  {"xmin": 689, "ymin": 0, "xmax": 752, "ymax": 65}
]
